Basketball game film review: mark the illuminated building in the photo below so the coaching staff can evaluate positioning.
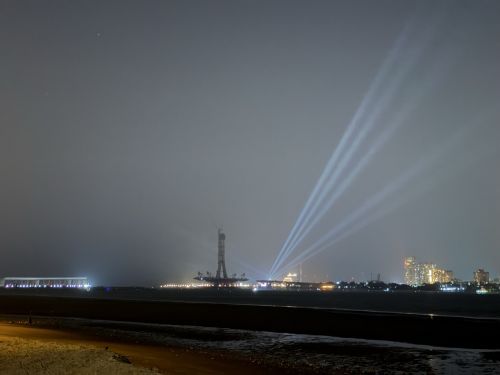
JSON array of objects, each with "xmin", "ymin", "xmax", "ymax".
[
  {"xmin": 476, "ymin": 287, "xmax": 489, "ymax": 294},
  {"xmin": 434, "ymin": 268, "xmax": 454, "ymax": 283},
  {"xmin": 0, "ymin": 277, "xmax": 90, "ymax": 289},
  {"xmin": 283, "ymin": 272, "xmax": 298, "ymax": 282},
  {"xmin": 404, "ymin": 257, "xmax": 453, "ymax": 286},
  {"xmin": 419, "ymin": 263, "xmax": 437, "ymax": 284},
  {"xmin": 255, "ymin": 279, "xmax": 335, "ymax": 291},
  {"xmin": 319, "ymin": 282, "xmax": 335, "ymax": 291},
  {"xmin": 404, "ymin": 257, "xmax": 417, "ymax": 285},
  {"xmin": 473, "ymin": 269, "xmax": 489, "ymax": 284}
]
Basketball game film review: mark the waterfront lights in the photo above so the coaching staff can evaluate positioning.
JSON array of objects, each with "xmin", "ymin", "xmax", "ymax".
[{"xmin": 0, "ymin": 277, "xmax": 91, "ymax": 289}]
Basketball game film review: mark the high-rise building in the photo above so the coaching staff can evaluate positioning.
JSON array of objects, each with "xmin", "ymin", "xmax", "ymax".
[
  {"xmin": 474, "ymin": 269, "xmax": 489, "ymax": 284},
  {"xmin": 404, "ymin": 257, "xmax": 454, "ymax": 286},
  {"xmin": 404, "ymin": 257, "xmax": 417, "ymax": 285},
  {"xmin": 439, "ymin": 269, "xmax": 454, "ymax": 283},
  {"xmin": 425, "ymin": 266, "xmax": 454, "ymax": 284},
  {"xmin": 419, "ymin": 263, "xmax": 435, "ymax": 284}
]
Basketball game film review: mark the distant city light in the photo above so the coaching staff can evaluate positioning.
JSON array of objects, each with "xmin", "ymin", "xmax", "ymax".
[
  {"xmin": 159, "ymin": 282, "xmax": 251, "ymax": 289},
  {"xmin": 0, "ymin": 277, "xmax": 91, "ymax": 290},
  {"xmin": 404, "ymin": 257, "xmax": 453, "ymax": 286}
]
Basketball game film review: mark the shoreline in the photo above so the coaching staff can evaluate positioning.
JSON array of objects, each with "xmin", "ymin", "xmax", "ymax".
[
  {"xmin": 3, "ymin": 315, "xmax": 500, "ymax": 374},
  {"xmin": 0, "ymin": 319, "xmax": 291, "ymax": 374}
]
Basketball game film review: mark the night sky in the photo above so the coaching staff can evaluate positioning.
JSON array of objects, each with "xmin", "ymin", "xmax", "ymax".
[{"xmin": 1, "ymin": 0, "xmax": 499, "ymax": 285}]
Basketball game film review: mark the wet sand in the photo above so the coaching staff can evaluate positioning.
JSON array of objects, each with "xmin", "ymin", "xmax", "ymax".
[{"xmin": 0, "ymin": 322, "xmax": 286, "ymax": 374}]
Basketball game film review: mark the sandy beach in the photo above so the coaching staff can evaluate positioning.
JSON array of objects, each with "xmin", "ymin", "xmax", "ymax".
[
  {"xmin": 0, "ymin": 335, "xmax": 156, "ymax": 374},
  {"xmin": 0, "ymin": 322, "xmax": 283, "ymax": 375},
  {"xmin": 0, "ymin": 324, "xmax": 157, "ymax": 374}
]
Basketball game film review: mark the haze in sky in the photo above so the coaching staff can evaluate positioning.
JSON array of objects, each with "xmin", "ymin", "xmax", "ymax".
[{"xmin": 1, "ymin": 0, "xmax": 499, "ymax": 285}]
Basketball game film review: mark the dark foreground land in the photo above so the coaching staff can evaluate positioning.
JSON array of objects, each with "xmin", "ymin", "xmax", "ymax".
[{"xmin": 1, "ymin": 289, "xmax": 500, "ymax": 349}]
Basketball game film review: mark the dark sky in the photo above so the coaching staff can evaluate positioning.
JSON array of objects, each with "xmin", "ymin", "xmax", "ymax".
[{"xmin": 1, "ymin": 0, "xmax": 499, "ymax": 285}]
